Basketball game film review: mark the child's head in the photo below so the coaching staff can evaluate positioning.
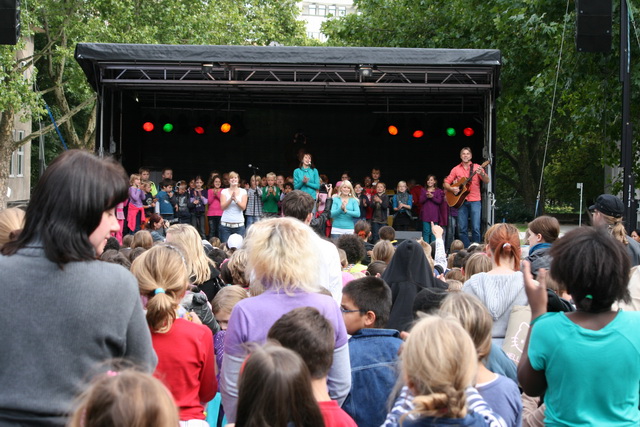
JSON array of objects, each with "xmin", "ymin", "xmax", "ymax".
[
  {"xmin": 341, "ymin": 276, "xmax": 391, "ymax": 333},
  {"xmin": 354, "ymin": 220, "xmax": 371, "ymax": 241},
  {"xmin": 550, "ymin": 226, "xmax": 631, "ymax": 312},
  {"xmin": 250, "ymin": 175, "xmax": 261, "ymax": 188},
  {"xmin": 397, "ymin": 180, "xmax": 407, "ymax": 193},
  {"xmin": 487, "ymin": 223, "xmax": 521, "ymax": 270},
  {"xmin": 283, "ymin": 182, "xmax": 294, "ymax": 193},
  {"xmin": 131, "ymin": 230, "xmax": 153, "ymax": 250},
  {"xmin": 440, "ymin": 292, "xmax": 492, "ymax": 360},
  {"xmin": 174, "ymin": 180, "xmax": 186, "ymax": 194},
  {"xmin": 268, "ymin": 307, "xmax": 334, "ymax": 379},
  {"xmin": 276, "ymin": 175, "xmax": 285, "ymax": 186},
  {"xmin": 130, "ymin": 245, "xmax": 189, "ymax": 332},
  {"xmin": 371, "ymin": 168, "xmax": 381, "ymax": 180},
  {"xmin": 527, "ymin": 215, "xmax": 560, "ymax": 245},
  {"xmin": 194, "ymin": 176, "xmax": 204, "ymax": 189},
  {"xmin": 69, "ymin": 369, "xmax": 178, "ymax": 427},
  {"xmin": 121, "ymin": 234, "xmax": 133, "ymax": 248},
  {"xmin": 138, "ymin": 167, "xmax": 150, "ymax": 181},
  {"xmin": 165, "ymin": 223, "xmax": 214, "ymax": 285},
  {"xmin": 446, "ymin": 279, "xmax": 463, "ymax": 292},
  {"xmin": 379, "ymin": 225, "xmax": 395, "ymax": 242},
  {"xmin": 337, "ymin": 248, "xmax": 348, "ymax": 268},
  {"xmin": 140, "ymin": 181, "xmax": 151, "ymax": 193},
  {"xmin": 425, "ymin": 174, "xmax": 437, "ymax": 188},
  {"xmin": 376, "ymin": 182, "xmax": 386, "ymax": 194},
  {"xmin": 402, "ymin": 315, "xmax": 477, "ymax": 419},
  {"xmin": 236, "ymin": 343, "xmax": 324, "ymax": 427},
  {"xmin": 449, "ymin": 239, "xmax": 465, "ymax": 254},
  {"xmin": 452, "ymin": 249, "xmax": 468, "ymax": 268},
  {"xmin": 463, "ymin": 252, "xmax": 492, "ymax": 281},
  {"xmin": 226, "ymin": 249, "xmax": 249, "ymax": 286},
  {"xmin": 372, "ymin": 240, "xmax": 395, "ymax": 264},
  {"xmin": 412, "ymin": 287, "xmax": 448, "ymax": 317},
  {"xmin": 354, "ymin": 183, "xmax": 363, "ymax": 195},
  {"xmin": 211, "ymin": 285, "xmax": 248, "ymax": 330},
  {"xmin": 129, "ymin": 173, "xmax": 141, "ymax": 186},
  {"xmin": 159, "ymin": 178, "xmax": 174, "ymax": 192},
  {"xmin": 366, "ymin": 260, "xmax": 387, "ymax": 277},
  {"xmin": 336, "ymin": 234, "xmax": 366, "ymax": 265},
  {"xmin": 0, "ymin": 207, "xmax": 25, "ymax": 249},
  {"xmin": 444, "ymin": 267, "xmax": 464, "ymax": 282},
  {"xmin": 364, "ymin": 176, "xmax": 372, "ymax": 187},
  {"xmin": 266, "ymin": 172, "xmax": 276, "ymax": 186},
  {"xmin": 100, "ymin": 249, "xmax": 132, "ymax": 270}
]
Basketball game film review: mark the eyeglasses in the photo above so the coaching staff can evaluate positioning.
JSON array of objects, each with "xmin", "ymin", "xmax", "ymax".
[{"xmin": 340, "ymin": 307, "xmax": 365, "ymax": 314}]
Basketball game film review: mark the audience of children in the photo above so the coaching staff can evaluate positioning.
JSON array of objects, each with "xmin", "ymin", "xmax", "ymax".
[{"xmin": 14, "ymin": 155, "xmax": 640, "ymax": 427}]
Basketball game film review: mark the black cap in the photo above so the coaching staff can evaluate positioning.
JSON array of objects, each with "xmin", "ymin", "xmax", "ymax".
[{"xmin": 589, "ymin": 194, "xmax": 624, "ymax": 218}]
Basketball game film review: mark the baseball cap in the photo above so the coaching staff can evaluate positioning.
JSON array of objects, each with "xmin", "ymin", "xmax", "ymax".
[{"xmin": 589, "ymin": 194, "xmax": 624, "ymax": 218}]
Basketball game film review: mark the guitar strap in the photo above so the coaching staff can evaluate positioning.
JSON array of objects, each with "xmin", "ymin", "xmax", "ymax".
[{"xmin": 469, "ymin": 163, "xmax": 474, "ymax": 178}]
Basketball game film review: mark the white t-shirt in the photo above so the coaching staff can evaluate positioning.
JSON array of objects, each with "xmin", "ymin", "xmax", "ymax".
[{"xmin": 221, "ymin": 188, "xmax": 247, "ymax": 224}]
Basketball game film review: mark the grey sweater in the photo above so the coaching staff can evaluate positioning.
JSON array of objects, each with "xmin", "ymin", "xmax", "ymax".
[{"xmin": 0, "ymin": 246, "xmax": 157, "ymax": 425}]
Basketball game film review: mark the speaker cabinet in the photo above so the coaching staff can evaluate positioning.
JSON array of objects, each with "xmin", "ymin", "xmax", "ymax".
[
  {"xmin": 576, "ymin": 0, "xmax": 612, "ymax": 53},
  {"xmin": 0, "ymin": 0, "xmax": 20, "ymax": 45}
]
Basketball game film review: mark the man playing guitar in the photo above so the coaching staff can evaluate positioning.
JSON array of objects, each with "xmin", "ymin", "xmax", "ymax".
[{"xmin": 443, "ymin": 147, "xmax": 489, "ymax": 247}]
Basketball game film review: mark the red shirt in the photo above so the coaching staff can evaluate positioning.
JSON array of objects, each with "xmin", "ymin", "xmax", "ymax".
[
  {"xmin": 319, "ymin": 400, "xmax": 357, "ymax": 427},
  {"xmin": 444, "ymin": 162, "xmax": 485, "ymax": 202},
  {"xmin": 152, "ymin": 318, "xmax": 217, "ymax": 421}
]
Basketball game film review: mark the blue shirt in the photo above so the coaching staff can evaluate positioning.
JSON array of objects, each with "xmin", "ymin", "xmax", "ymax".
[{"xmin": 343, "ymin": 328, "xmax": 403, "ymax": 427}]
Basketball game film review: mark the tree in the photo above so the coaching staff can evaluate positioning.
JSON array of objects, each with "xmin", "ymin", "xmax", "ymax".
[
  {"xmin": 323, "ymin": 0, "xmax": 636, "ymax": 220},
  {"xmin": 0, "ymin": 0, "xmax": 309, "ymax": 209}
]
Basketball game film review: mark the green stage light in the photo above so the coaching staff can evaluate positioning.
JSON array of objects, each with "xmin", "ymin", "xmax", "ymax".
[
  {"xmin": 163, "ymin": 123, "xmax": 174, "ymax": 133},
  {"xmin": 446, "ymin": 127, "xmax": 456, "ymax": 137}
]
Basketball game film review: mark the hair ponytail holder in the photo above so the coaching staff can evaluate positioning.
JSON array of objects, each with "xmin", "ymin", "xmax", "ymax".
[
  {"xmin": 154, "ymin": 288, "xmax": 166, "ymax": 295},
  {"xmin": 502, "ymin": 242, "xmax": 511, "ymax": 249}
]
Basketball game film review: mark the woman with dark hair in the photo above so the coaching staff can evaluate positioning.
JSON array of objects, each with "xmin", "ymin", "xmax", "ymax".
[
  {"xmin": 382, "ymin": 239, "xmax": 447, "ymax": 332},
  {"xmin": 0, "ymin": 150, "xmax": 156, "ymax": 426},
  {"xmin": 519, "ymin": 227, "xmax": 640, "ymax": 426}
]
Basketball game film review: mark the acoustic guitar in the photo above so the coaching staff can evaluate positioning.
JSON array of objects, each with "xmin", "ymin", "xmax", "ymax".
[{"xmin": 445, "ymin": 160, "xmax": 490, "ymax": 208}]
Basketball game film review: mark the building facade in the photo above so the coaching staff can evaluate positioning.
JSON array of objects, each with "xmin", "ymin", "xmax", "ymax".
[{"xmin": 297, "ymin": 0, "xmax": 356, "ymax": 41}]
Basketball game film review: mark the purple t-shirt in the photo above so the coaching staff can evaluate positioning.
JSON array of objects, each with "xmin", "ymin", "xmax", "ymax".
[{"xmin": 225, "ymin": 289, "xmax": 348, "ymax": 356}]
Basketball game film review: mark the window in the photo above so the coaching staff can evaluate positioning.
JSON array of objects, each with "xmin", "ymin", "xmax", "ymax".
[
  {"xmin": 328, "ymin": 5, "xmax": 336, "ymax": 15},
  {"xmin": 9, "ymin": 152, "xmax": 14, "ymax": 177},
  {"xmin": 318, "ymin": 4, "xmax": 326, "ymax": 16},
  {"xmin": 338, "ymin": 6, "xmax": 346, "ymax": 16},
  {"xmin": 16, "ymin": 145, "xmax": 24, "ymax": 176},
  {"xmin": 308, "ymin": 4, "xmax": 316, "ymax": 15}
]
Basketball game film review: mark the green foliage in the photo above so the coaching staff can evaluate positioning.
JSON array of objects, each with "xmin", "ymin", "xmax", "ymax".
[{"xmin": 323, "ymin": 0, "xmax": 640, "ymax": 215}]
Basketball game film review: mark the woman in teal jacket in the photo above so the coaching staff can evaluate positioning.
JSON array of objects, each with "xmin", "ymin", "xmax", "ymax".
[{"xmin": 330, "ymin": 180, "xmax": 360, "ymax": 239}]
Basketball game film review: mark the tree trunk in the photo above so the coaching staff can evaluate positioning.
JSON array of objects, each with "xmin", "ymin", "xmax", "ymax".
[{"xmin": 0, "ymin": 110, "xmax": 16, "ymax": 210}]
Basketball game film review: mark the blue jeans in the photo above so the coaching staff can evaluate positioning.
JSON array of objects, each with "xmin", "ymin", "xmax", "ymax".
[
  {"xmin": 458, "ymin": 200, "xmax": 481, "ymax": 247},
  {"xmin": 219, "ymin": 224, "xmax": 245, "ymax": 244},
  {"xmin": 245, "ymin": 215, "xmax": 261, "ymax": 230},
  {"xmin": 422, "ymin": 221, "xmax": 438, "ymax": 244}
]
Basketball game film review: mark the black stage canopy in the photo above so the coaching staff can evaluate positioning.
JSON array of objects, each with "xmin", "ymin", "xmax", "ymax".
[{"xmin": 75, "ymin": 43, "xmax": 501, "ymax": 223}]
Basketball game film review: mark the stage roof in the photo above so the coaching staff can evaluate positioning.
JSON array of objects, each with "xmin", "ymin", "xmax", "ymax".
[{"xmin": 75, "ymin": 43, "xmax": 501, "ymax": 112}]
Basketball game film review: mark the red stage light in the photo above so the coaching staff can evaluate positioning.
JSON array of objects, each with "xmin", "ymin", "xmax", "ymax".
[
  {"xmin": 221, "ymin": 123, "xmax": 231, "ymax": 133},
  {"xmin": 413, "ymin": 130, "xmax": 424, "ymax": 138},
  {"xmin": 388, "ymin": 125, "xmax": 398, "ymax": 135},
  {"xmin": 463, "ymin": 127, "xmax": 475, "ymax": 137},
  {"xmin": 194, "ymin": 126, "xmax": 205, "ymax": 135},
  {"xmin": 142, "ymin": 122, "xmax": 154, "ymax": 132}
]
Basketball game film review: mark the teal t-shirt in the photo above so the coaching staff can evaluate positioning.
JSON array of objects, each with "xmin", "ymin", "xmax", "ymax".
[{"xmin": 529, "ymin": 311, "xmax": 640, "ymax": 426}]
